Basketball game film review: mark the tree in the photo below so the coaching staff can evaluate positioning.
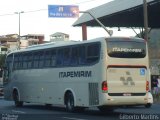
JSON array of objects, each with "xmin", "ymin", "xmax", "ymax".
[{"xmin": 0, "ymin": 54, "xmax": 6, "ymax": 68}]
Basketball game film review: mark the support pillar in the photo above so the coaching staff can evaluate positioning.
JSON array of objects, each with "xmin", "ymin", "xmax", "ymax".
[
  {"xmin": 82, "ymin": 24, "xmax": 87, "ymax": 41},
  {"xmin": 143, "ymin": 0, "xmax": 148, "ymax": 41}
]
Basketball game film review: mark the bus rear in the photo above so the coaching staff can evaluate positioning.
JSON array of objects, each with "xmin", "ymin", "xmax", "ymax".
[{"xmin": 101, "ymin": 37, "xmax": 151, "ymax": 108}]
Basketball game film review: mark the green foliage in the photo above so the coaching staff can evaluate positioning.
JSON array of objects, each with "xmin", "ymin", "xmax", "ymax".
[{"xmin": 0, "ymin": 54, "xmax": 6, "ymax": 68}]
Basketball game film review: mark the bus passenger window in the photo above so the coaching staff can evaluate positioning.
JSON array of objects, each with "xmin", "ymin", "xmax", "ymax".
[
  {"xmin": 28, "ymin": 53, "xmax": 33, "ymax": 68},
  {"xmin": 13, "ymin": 55, "xmax": 18, "ymax": 70},
  {"xmin": 86, "ymin": 44, "xmax": 100, "ymax": 64},
  {"xmin": 71, "ymin": 47, "xmax": 79, "ymax": 65},
  {"xmin": 56, "ymin": 49, "xmax": 63, "ymax": 66},
  {"xmin": 18, "ymin": 54, "xmax": 23, "ymax": 69},
  {"xmin": 39, "ymin": 52, "xmax": 44, "ymax": 68},
  {"xmin": 51, "ymin": 50, "xmax": 56, "ymax": 67},
  {"xmin": 33, "ymin": 52, "xmax": 39, "ymax": 68},
  {"xmin": 44, "ymin": 51, "xmax": 52, "ymax": 67},
  {"xmin": 79, "ymin": 46, "xmax": 86, "ymax": 65},
  {"xmin": 23, "ymin": 54, "xmax": 28, "ymax": 69},
  {"xmin": 63, "ymin": 48, "xmax": 70, "ymax": 66}
]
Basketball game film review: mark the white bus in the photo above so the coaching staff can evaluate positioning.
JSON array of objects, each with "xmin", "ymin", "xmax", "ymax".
[{"xmin": 3, "ymin": 37, "xmax": 151, "ymax": 112}]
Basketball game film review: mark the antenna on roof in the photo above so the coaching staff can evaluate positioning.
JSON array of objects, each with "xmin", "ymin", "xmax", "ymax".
[{"xmin": 79, "ymin": 11, "xmax": 113, "ymax": 36}]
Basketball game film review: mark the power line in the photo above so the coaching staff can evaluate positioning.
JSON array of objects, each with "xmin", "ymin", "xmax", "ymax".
[
  {"xmin": 74, "ymin": 0, "xmax": 100, "ymax": 4},
  {"xmin": 0, "ymin": 13, "xmax": 15, "ymax": 17},
  {"xmin": 0, "ymin": 9, "xmax": 47, "ymax": 17},
  {"xmin": 24, "ymin": 9, "xmax": 47, "ymax": 14},
  {"xmin": 0, "ymin": 0, "xmax": 103, "ymax": 17}
]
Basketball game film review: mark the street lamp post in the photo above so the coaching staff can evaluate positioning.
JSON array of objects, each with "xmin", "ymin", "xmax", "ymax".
[{"xmin": 15, "ymin": 11, "xmax": 24, "ymax": 49}]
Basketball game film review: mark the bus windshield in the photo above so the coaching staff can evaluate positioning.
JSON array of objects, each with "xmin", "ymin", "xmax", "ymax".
[{"xmin": 107, "ymin": 39, "xmax": 146, "ymax": 58}]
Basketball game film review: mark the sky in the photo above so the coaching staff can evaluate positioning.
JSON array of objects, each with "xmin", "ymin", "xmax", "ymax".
[{"xmin": 0, "ymin": 0, "xmax": 137, "ymax": 41}]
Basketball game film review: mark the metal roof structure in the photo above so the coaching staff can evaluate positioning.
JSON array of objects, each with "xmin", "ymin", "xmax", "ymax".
[{"xmin": 73, "ymin": 0, "xmax": 160, "ymax": 28}]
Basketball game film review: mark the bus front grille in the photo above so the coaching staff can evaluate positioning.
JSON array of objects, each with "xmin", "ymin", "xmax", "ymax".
[{"xmin": 88, "ymin": 83, "xmax": 99, "ymax": 106}]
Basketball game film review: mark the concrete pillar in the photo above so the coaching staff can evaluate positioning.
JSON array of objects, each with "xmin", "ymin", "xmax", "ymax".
[{"xmin": 82, "ymin": 24, "xmax": 87, "ymax": 40}]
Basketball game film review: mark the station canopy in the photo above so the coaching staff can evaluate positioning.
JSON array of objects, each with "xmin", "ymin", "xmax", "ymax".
[{"xmin": 73, "ymin": 0, "xmax": 160, "ymax": 28}]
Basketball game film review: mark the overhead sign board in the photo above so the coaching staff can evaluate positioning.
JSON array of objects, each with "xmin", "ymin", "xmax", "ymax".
[{"xmin": 48, "ymin": 5, "xmax": 79, "ymax": 18}]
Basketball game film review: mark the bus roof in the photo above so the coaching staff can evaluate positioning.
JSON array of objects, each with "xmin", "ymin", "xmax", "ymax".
[
  {"xmin": 8, "ymin": 37, "xmax": 106, "ymax": 55},
  {"xmin": 106, "ymin": 37, "xmax": 145, "ymax": 42},
  {"xmin": 7, "ymin": 37, "xmax": 145, "ymax": 55}
]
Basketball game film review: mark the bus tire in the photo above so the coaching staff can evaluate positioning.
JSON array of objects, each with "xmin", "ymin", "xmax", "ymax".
[
  {"xmin": 66, "ymin": 92, "xmax": 75, "ymax": 112},
  {"xmin": 145, "ymin": 103, "xmax": 152, "ymax": 108},
  {"xmin": 13, "ymin": 90, "xmax": 23, "ymax": 107}
]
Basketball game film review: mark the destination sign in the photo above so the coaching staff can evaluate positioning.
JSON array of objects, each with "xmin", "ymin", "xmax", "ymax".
[{"xmin": 48, "ymin": 5, "xmax": 79, "ymax": 18}]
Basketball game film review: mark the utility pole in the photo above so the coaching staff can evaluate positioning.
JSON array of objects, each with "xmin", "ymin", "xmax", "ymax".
[
  {"xmin": 15, "ymin": 11, "xmax": 24, "ymax": 49},
  {"xmin": 143, "ymin": 0, "xmax": 148, "ymax": 41}
]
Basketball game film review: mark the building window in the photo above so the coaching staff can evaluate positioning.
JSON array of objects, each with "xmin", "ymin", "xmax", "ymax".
[{"xmin": 1, "ymin": 48, "xmax": 8, "ymax": 51}]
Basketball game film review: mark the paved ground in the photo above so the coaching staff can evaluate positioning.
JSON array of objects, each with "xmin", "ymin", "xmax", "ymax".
[
  {"xmin": 153, "ymin": 95, "xmax": 160, "ymax": 104},
  {"xmin": 1, "ymin": 97, "xmax": 160, "ymax": 120}
]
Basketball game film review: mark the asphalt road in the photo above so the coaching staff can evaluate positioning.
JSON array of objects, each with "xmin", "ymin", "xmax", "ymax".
[{"xmin": 0, "ymin": 98, "xmax": 160, "ymax": 120}]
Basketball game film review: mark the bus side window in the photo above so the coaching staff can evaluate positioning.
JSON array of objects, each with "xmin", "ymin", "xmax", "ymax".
[
  {"xmin": 13, "ymin": 54, "xmax": 18, "ymax": 70},
  {"xmin": 16, "ymin": 55, "xmax": 19, "ymax": 70},
  {"xmin": 39, "ymin": 51, "xmax": 44, "ymax": 68},
  {"xmin": 33, "ymin": 52, "xmax": 40, "ymax": 68},
  {"xmin": 51, "ymin": 50, "xmax": 56, "ymax": 67},
  {"xmin": 28, "ymin": 53, "xmax": 33, "ymax": 69},
  {"xmin": 86, "ymin": 43, "xmax": 100, "ymax": 64},
  {"xmin": 23, "ymin": 53, "xmax": 28, "ymax": 69},
  {"xmin": 79, "ymin": 46, "xmax": 86, "ymax": 65},
  {"xmin": 71, "ymin": 47, "xmax": 79, "ymax": 65},
  {"xmin": 56, "ymin": 49, "xmax": 63, "ymax": 66},
  {"xmin": 8, "ymin": 62, "xmax": 12, "ymax": 75},
  {"xmin": 44, "ymin": 50, "xmax": 52, "ymax": 67},
  {"xmin": 63, "ymin": 48, "xmax": 71, "ymax": 66},
  {"xmin": 18, "ymin": 54, "xmax": 23, "ymax": 69}
]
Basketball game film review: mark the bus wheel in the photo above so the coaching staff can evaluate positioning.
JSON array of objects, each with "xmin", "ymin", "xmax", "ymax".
[
  {"xmin": 145, "ymin": 103, "xmax": 152, "ymax": 108},
  {"xmin": 13, "ymin": 90, "xmax": 23, "ymax": 107},
  {"xmin": 66, "ymin": 92, "xmax": 75, "ymax": 112}
]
